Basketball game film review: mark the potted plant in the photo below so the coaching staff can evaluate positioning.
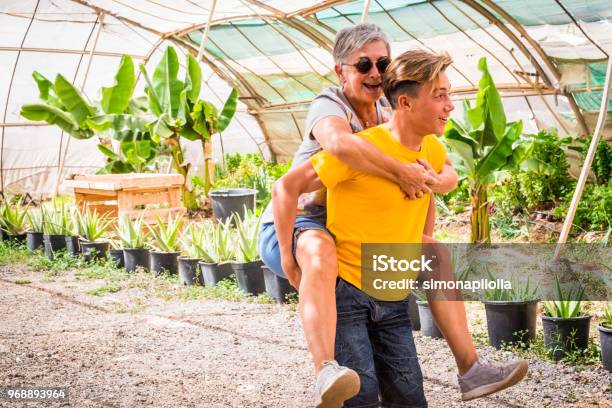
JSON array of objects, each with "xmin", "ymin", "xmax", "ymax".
[
  {"xmin": 116, "ymin": 215, "xmax": 149, "ymax": 272},
  {"xmin": 0, "ymin": 200, "xmax": 28, "ymax": 243},
  {"xmin": 42, "ymin": 201, "xmax": 68, "ymax": 259},
  {"xmin": 26, "ymin": 208, "xmax": 44, "ymax": 251},
  {"xmin": 74, "ymin": 209, "xmax": 112, "ymax": 262},
  {"xmin": 178, "ymin": 224, "xmax": 209, "ymax": 286},
  {"xmin": 230, "ymin": 209, "xmax": 265, "ymax": 296},
  {"xmin": 415, "ymin": 290, "xmax": 444, "ymax": 339},
  {"xmin": 542, "ymin": 276, "xmax": 591, "ymax": 360},
  {"xmin": 65, "ymin": 208, "xmax": 81, "ymax": 257},
  {"xmin": 198, "ymin": 219, "xmax": 234, "ymax": 287},
  {"xmin": 107, "ymin": 239, "xmax": 124, "ymax": 268},
  {"xmin": 262, "ymin": 265, "xmax": 297, "ymax": 304},
  {"xmin": 147, "ymin": 215, "xmax": 183, "ymax": 275},
  {"xmin": 599, "ymin": 303, "xmax": 612, "ymax": 371},
  {"xmin": 482, "ymin": 272, "xmax": 539, "ymax": 349}
]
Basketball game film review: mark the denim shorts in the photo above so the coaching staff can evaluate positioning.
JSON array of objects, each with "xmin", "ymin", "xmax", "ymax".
[
  {"xmin": 258, "ymin": 216, "xmax": 331, "ymax": 279},
  {"xmin": 335, "ymin": 279, "xmax": 427, "ymax": 408}
]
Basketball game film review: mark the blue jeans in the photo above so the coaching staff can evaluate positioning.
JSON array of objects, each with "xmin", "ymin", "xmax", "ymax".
[
  {"xmin": 258, "ymin": 216, "xmax": 330, "ymax": 278},
  {"xmin": 335, "ymin": 279, "xmax": 427, "ymax": 408}
]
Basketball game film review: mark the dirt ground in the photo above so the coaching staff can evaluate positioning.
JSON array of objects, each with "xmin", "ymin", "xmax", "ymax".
[{"xmin": 1, "ymin": 265, "xmax": 611, "ymax": 408}]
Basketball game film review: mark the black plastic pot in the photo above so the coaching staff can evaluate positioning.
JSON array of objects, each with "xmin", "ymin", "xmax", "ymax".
[
  {"xmin": 232, "ymin": 261, "xmax": 266, "ymax": 296},
  {"xmin": 65, "ymin": 236, "xmax": 80, "ymax": 257},
  {"xmin": 599, "ymin": 324, "xmax": 612, "ymax": 372},
  {"xmin": 262, "ymin": 265, "xmax": 296, "ymax": 303},
  {"xmin": 6, "ymin": 233, "xmax": 26, "ymax": 244},
  {"xmin": 407, "ymin": 293, "xmax": 421, "ymax": 331},
  {"xmin": 417, "ymin": 301, "xmax": 443, "ymax": 339},
  {"xmin": 198, "ymin": 261, "xmax": 233, "ymax": 287},
  {"xmin": 542, "ymin": 314, "xmax": 591, "ymax": 360},
  {"xmin": 483, "ymin": 300, "xmax": 538, "ymax": 349},
  {"xmin": 108, "ymin": 249, "xmax": 125, "ymax": 268},
  {"xmin": 150, "ymin": 251, "xmax": 179, "ymax": 275},
  {"xmin": 26, "ymin": 231, "xmax": 44, "ymax": 251},
  {"xmin": 0, "ymin": 229, "xmax": 6, "ymax": 241},
  {"xmin": 80, "ymin": 241, "xmax": 109, "ymax": 262},
  {"xmin": 123, "ymin": 248, "xmax": 150, "ymax": 272},
  {"xmin": 43, "ymin": 234, "xmax": 66, "ymax": 259},
  {"xmin": 209, "ymin": 188, "xmax": 257, "ymax": 224},
  {"xmin": 178, "ymin": 257, "xmax": 202, "ymax": 286}
]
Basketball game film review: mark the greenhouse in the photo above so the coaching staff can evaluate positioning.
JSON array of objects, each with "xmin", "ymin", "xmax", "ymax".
[{"xmin": 0, "ymin": 1, "xmax": 610, "ymax": 407}]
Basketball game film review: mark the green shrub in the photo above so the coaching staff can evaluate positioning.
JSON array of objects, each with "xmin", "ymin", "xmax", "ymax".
[
  {"xmin": 553, "ymin": 180, "xmax": 611, "ymax": 231},
  {"xmin": 572, "ymin": 137, "xmax": 612, "ymax": 184},
  {"xmin": 492, "ymin": 129, "xmax": 574, "ymax": 214}
]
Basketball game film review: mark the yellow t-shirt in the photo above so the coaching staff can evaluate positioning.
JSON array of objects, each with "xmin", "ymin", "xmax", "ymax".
[{"xmin": 310, "ymin": 124, "xmax": 447, "ymax": 290}]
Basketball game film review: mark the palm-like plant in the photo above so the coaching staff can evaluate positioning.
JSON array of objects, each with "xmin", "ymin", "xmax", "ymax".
[
  {"xmin": 483, "ymin": 269, "xmax": 539, "ymax": 302},
  {"xmin": 41, "ymin": 199, "xmax": 68, "ymax": 235},
  {"xmin": 116, "ymin": 215, "xmax": 148, "ymax": 249},
  {"xmin": 139, "ymin": 46, "xmax": 237, "ymax": 206},
  {"xmin": 147, "ymin": 214, "xmax": 184, "ymax": 252},
  {"xmin": 233, "ymin": 208, "xmax": 262, "ymax": 263},
  {"xmin": 0, "ymin": 200, "xmax": 29, "ymax": 235},
  {"xmin": 542, "ymin": 275, "xmax": 586, "ymax": 318},
  {"xmin": 603, "ymin": 303, "xmax": 612, "ymax": 329},
  {"xmin": 74, "ymin": 209, "xmax": 113, "ymax": 242},
  {"xmin": 444, "ymin": 57, "xmax": 533, "ymax": 243}
]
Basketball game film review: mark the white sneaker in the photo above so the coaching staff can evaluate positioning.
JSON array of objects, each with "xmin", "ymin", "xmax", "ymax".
[
  {"xmin": 314, "ymin": 360, "xmax": 360, "ymax": 408},
  {"xmin": 458, "ymin": 358, "xmax": 528, "ymax": 401}
]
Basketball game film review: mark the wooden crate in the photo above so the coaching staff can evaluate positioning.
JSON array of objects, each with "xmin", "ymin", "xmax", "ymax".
[{"xmin": 65, "ymin": 174, "xmax": 187, "ymax": 223}]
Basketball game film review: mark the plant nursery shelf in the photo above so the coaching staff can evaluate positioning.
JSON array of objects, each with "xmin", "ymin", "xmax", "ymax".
[{"xmin": 65, "ymin": 174, "xmax": 186, "ymax": 223}]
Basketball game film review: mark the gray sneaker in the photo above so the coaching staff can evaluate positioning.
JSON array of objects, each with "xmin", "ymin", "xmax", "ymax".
[
  {"xmin": 314, "ymin": 360, "xmax": 360, "ymax": 408},
  {"xmin": 458, "ymin": 358, "xmax": 528, "ymax": 401}
]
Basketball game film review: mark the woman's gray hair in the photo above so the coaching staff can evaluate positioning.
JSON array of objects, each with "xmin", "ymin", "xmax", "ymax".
[{"xmin": 333, "ymin": 23, "xmax": 391, "ymax": 64}]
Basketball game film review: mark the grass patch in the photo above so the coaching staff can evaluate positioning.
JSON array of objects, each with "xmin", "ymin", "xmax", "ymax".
[
  {"xmin": 87, "ymin": 284, "xmax": 122, "ymax": 297},
  {"xmin": 0, "ymin": 242, "xmax": 31, "ymax": 266},
  {"xmin": 14, "ymin": 278, "xmax": 31, "ymax": 284},
  {"xmin": 501, "ymin": 331, "xmax": 601, "ymax": 368}
]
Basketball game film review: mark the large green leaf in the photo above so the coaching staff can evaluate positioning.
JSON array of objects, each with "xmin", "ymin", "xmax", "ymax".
[
  {"xmin": 32, "ymin": 71, "xmax": 53, "ymax": 101},
  {"xmin": 20, "ymin": 103, "xmax": 92, "ymax": 139},
  {"xmin": 97, "ymin": 144, "xmax": 119, "ymax": 160},
  {"xmin": 217, "ymin": 88, "xmax": 238, "ymax": 132},
  {"xmin": 475, "ymin": 120, "xmax": 523, "ymax": 180},
  {"xmin": 184, "ymin": 53, "xmax": 202, "ymax": 103},
  {"xmin": 139, "ymin": 64, "xmax": 163, "ymax": 116},
  {"xmin": 53, "ymin": 74, "xmax": 94, "ymax": 127},
  {"xmin": 190, "ymin": 100, "xmax": 216, "ymax": 139},
  {"xmin": 444, "ymin": 120, "xmax": 476, "ymax": 176},
  {"xmin": 152, "ymin": 47, "xmax": 184, "ymax": 120},
  {"xmin": 86, "ymin": 114, "xmax": 149, "ymax": 141},
  {"xmin": 477, "ymin": 57, "xmax": 505, "ymax": 140},
  {"xmin": 100, "ymin": 55, "xmax": 135, "ymax": 114}
]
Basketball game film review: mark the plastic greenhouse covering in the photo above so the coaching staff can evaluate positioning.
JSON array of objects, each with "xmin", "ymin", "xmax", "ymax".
[{"xmin": 1, "ymin": 0, "xmax": 611, "ymax": 197}]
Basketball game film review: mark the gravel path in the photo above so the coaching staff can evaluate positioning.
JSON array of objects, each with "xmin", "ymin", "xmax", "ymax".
[{"xmin": 0, "ymin": 266, "xmax": 610, "ymax": 408}]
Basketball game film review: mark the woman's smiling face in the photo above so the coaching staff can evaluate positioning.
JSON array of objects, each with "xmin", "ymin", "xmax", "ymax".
[{"xmin": 336, "ymin": 40, "xmax": 389, "ymax": 105}]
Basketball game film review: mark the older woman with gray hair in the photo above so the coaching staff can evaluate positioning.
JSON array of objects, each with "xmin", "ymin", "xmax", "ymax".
[{"xmin": 259, "ymin": 23, "xmax": 521, "ymax": 407}]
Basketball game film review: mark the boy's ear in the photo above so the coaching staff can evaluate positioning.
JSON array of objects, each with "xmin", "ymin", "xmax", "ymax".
[{"xmin": 396, "ymin": 94, "xmax": 412, "ymax": 110}]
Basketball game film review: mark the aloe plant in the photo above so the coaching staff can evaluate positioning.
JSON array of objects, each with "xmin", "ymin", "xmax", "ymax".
[
  {"xmin": 27, "ymin": 208, "xmax": 44, "ymax": 233},
  {"xmin": 603, "ymin": 303, "xmax": 612, "ymax": 329},
  {"xmin": 0, "ymin": 200, "xmax": 29, "ymax": 235},
  {"xmin": 542, "ymin": 275, "xmax": 586, "ymax": 318},
  {"xmin": 180, "ymin": 223, "xmax": 214, "ymax": 262},
  {"xmin": 233, "ymin": 208, "xmax": 262, "ymax": 263},
  {"xmin": 74, "ymin": 209, "xmax": 113, "ymax": 242},
  {"xmin": 147, "ymin": 214, "xmax": 184, "ymax": 252},
  {"xmin": 444, "ymin": 57, "xmax": 533, "ymax": 243},
  {"xmin": 41, "ymin": 199, "xmax": 69, "ymax": 235},
  {"xmin": 210, "ymin": 219, "xmax": 234, "ymax": 263},
  {"xmin": 483, "ymin": 269, "xmax": 539, "ymax": 302},
  {"xmin": 139, "ymin": 46, "xmax": 238, "ymax": 206},
  {"xmin": 116, "ymin": 215, "xmax": 148, "ymax": 249}
]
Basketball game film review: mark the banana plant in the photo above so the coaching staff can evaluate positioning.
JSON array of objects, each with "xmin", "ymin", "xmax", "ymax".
[
  {"xmin": 139, "ymin": 46, "xmax": 237, "ymax": 209},
  {"xmin": 444, "ymin": 57, "xmax": 533, "ymax": 243}
]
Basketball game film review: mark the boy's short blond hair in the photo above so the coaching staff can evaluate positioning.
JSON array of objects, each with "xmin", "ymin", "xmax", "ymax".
[{"xmin": 383, "ymin": 49, "xmax": 453, "ymax": 109}]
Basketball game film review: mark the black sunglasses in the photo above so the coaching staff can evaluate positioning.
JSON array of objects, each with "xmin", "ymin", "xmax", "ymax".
[{"xmin": 343, "ymin": 56, "xmax": 391, "ymax": 74}]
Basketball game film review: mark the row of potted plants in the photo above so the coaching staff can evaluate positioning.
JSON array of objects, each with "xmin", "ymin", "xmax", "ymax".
[{"xmin": 413, "ymin": 274, "xmax": 611, "ymax": 371}]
